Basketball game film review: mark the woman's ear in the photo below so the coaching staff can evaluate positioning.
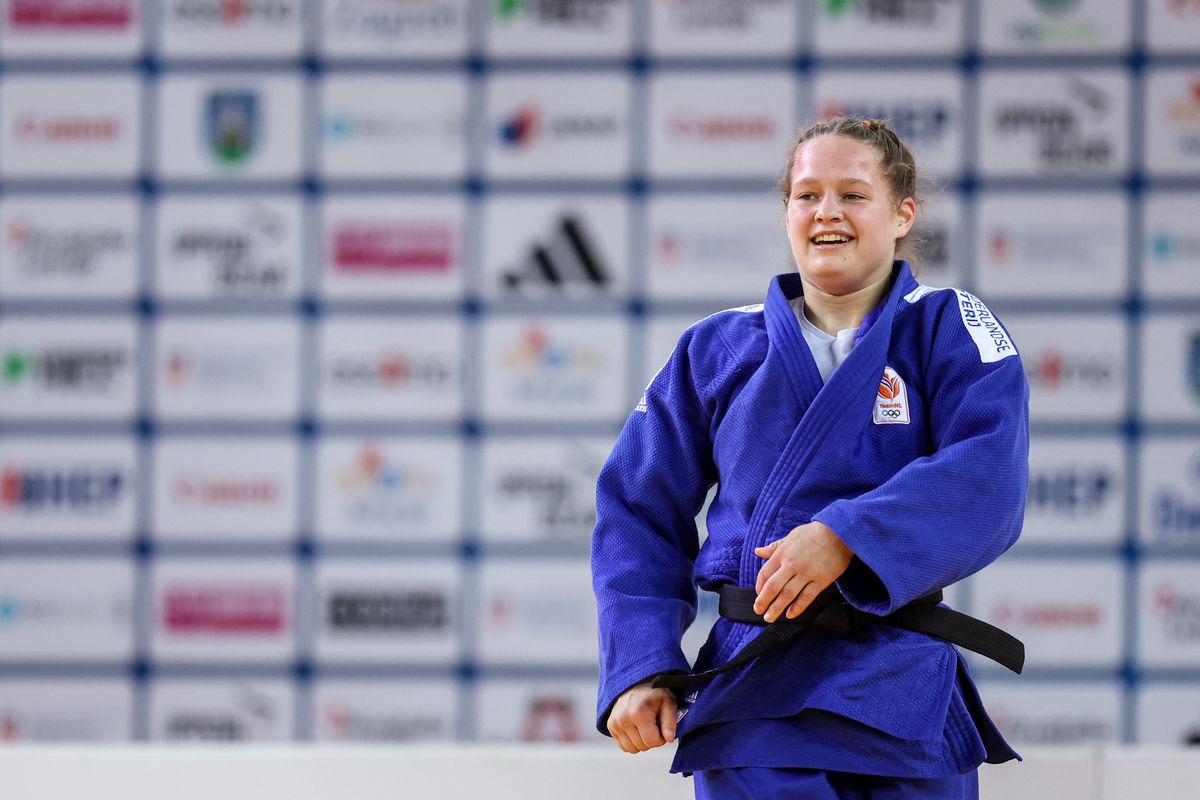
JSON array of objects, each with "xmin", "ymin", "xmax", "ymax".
[{"xmin": 896, "ymin": 196, "xmax": 916, "ymax": 238}]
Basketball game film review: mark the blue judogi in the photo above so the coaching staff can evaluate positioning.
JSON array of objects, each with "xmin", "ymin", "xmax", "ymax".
[{"xmin": 591, "ymin": 262, "xmax": 1028, "ymax": 782}]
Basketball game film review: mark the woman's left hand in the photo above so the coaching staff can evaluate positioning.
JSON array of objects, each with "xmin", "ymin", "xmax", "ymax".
[{"xmin": 754, "ymin": 520, "xmax": 854, "ymax": 623}]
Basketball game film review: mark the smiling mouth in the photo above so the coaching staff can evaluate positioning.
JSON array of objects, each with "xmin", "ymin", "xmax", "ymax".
[{"xmin": 811, "ymin": 234, "xmax": 854, "ymax": 248}]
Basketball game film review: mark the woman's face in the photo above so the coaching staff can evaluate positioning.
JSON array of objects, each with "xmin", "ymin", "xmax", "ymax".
[{"xmin": 784, "ymin": 134, "xmax": 915, "ymax": 298}]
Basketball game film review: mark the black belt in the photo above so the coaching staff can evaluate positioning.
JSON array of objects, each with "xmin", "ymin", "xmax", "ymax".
[{"xmin": 652, "ymin": 583, "xmax": 1024, "ymax": 691}]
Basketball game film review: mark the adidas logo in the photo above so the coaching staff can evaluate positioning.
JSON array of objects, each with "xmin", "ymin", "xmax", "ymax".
[{"xmin": 500, "ymin": 214, "xmax": 610, "ymax": 297}]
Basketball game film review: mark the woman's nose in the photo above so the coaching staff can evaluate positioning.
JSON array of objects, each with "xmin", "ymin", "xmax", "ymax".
[{"xmin": 814, "ymin": 196, "xmax": 843, "ymax": 221}]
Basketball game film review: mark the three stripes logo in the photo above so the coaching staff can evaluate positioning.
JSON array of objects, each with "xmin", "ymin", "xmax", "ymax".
[{"xmin": 500, "ymin": 214, "xmax": 610, "ymax": 297}]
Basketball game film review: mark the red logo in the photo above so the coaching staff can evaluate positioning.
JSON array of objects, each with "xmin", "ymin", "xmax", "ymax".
[
  {"xmin": 172, "ymin": 477, "xmax": 280, "ymax": 507},
  {"xmin": 9, "ymin": 0, "xmax": 133, "ymax": 29},
  {"xmin": 14, "ymin": 113, "xmax": 122, "ymax": 144},
  {"xmin": 667, "ymin": 114, "xmax": 777, "ymax": 141},
  {"xmin": 877, "ymin": 374, "xmax": 902, "ymax": 400},
  {"xmin": 332, "ymin": 222, "xmax": 455, "ymax": 273},
  {"xmin": 521, "ymin": 697, "xmax": 580, "ymax": 742},
  {"xmin": 163, "ymin": 586, "xmax": 286, "ymax": 633}
]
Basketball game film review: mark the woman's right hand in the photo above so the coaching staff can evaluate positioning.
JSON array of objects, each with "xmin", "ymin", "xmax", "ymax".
[{"xmin": 607, "ymin": 678, "xmax": 678, "ymax": 753}]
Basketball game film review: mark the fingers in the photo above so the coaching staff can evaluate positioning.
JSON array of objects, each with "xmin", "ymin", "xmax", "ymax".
[
  {"xmin": 754, "ymin": 542, "xmax": 780, "ymax": 594},
  {"xmin": 608, "ymin": 688, "xmax": 675, "ymax": 753},
  {"xmin": 759, "ymin": 573, "xmax": 806, "ymax": 623},
  {"xmin": 634, "ymin": 715, "xmax": 664, "ymax": 750},
  {"xmin": 785, "ymin": 579, "xmax": 822, "ymax": 619},
  {"xmin": 658, "ymin": 693, "xmax": 678, "ymax": 744}
]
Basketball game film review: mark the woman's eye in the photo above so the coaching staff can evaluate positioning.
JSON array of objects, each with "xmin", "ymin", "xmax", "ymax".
[
  {"xmin": 796, "ymin": 192, "xmax": 816, "ymax": 201},
  {"xmin": 844, "ymin": 193, "xmax": 865, "ymax": 200}
]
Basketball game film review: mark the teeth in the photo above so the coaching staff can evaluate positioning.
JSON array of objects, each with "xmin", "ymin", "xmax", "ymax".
[{"xmin": 813, "ymin": 234, "xmax": 849, "ymax": 244}]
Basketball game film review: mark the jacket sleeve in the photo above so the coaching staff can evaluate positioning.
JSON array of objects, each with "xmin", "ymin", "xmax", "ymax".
[
  {"xmin": 815, "ymin": 294, "xmax": 1030, "ymax": 615},
  {"xmin": 590, "ymin": 323, "xmax": 729, "ymax": 734}
]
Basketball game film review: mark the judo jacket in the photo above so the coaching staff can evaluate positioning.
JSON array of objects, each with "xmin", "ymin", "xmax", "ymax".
[{"xmin": 591, "ymin": 262, "xmax": 1029, "ymax": 778}]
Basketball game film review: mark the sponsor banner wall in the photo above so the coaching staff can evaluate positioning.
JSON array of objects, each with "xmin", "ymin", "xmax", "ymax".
[
  {"xmin": 149, "ymin": 680, "xmax": 294, "ymax": 742},
  {"xmin": 485, "ymin": 0, "xmax": 632, "ymax": 58},
  {"xmin": 475, "ymin": 679, "xmax": 605, "ymax": 743},
  {"xmin": 649, "ymin": 0, "xmax": 798, "ymax": 58},
  {"xmin": 911, "ymin": 195, "xmax": 965, "ymax": 291},
  {"xmin": 154, "ymin": 195, "xmax": 303, "ymax": 301},
  {"xmin": 0, "ymin": 679, "xmax": 132, "ymax": 742},
  {"xmin": 1138, "ymin": 314, "xmax": 1200, "ymax": 423},
  {"xmin": 310, "ymin": 560, "xmax": 461, "ymax": 664},
  {"xmin": 1146, "ymin": 0, "xmax": 1200, "ymax": 54},
  {"xmin": 979, "ymin": 0, "xmax": 1131, "ymax": 55},
  {"xmin": 974, "ymin": 192, "xmax": 1128, "ymax": 301},
  {"xmin": 970, "ymin": 560, "xmax": 1124, "ymax": 669},
  {"xmin": 319, "ymin": 195, "xmax": 466, "ymax": 301},
  {"xmin": 0, "ymin": 559, "xmax": 134, "ymax": 661},
  {"xmin": 158, "ymin": 0, "xmax": 306, "ymax": 59},
  {"xmin": 1137, "ymin": 561, "xmax": 1200, "ymax": 668},
  {"xmin": 314, "ymin": 437, "xmax": 463, "ymax": 543},
  {"xmin": 156, "ymin": 73, "xmax": 303, "ymax": 181},
  {"xmin": 312, "ymin": 680, "xmax": 457, "ymax": 742},
  {"xmin": 1022, "ymin": 436, "xmax": 1126, "ymax": 548},
  {"xmin": 0, "ymin": 0, "xmax": 141, "ymax": 58},
  {"xmin": 317, "ymin": 0, "xmax": 469, "ymax": 59},
  {"xmin": 976, "ymin": 70, "xmax": 1130, "ymax": 178},
  {"xmin": 151, "ymin": 437, "xmax": 299, "ymax": 541},
  {"xmin": 0, "ymin": 316, "xmax": 139, "ymax": 421},
  {"xmin": 0, "ymin": 195, "xmax": 140, "ymax": 300},
  {"xmin": 1138, "ymin": 438, "xmax": 1200, "ymax": 549},
  {"xmin": 477, "ymin": 560, "xmax": 597, "ymax": 666},
  {"xmin": 0, "ymin": 75, "xmax": 141, "ymax": 179},
  {"xmin": 812, "ymin": 0, "xmax": 965, "ymax": 56},
  {"xmin": 151, "ymin": 560, "xmax": 296, "ymax": 662},
  {"xmin": 1137, "ymin": 684, "xmax": 1200, "ymax": 745},
  {"xmin": 0, "ymin": 437, "xmax": 138, "ymax": 541},
  {"xmin": 977, "ymin": 682, "xmax": 1122, "ymax": 746},
  {"xmin": 1141, "ymin": 193, "xmax": 1200, "ymax": 300},
  {"xmin": 1143, "ymin": 68, "xmax": 1200, "ymax": 177}
]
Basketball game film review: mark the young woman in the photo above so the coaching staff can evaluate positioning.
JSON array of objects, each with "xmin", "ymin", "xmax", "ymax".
[{"xmin": 591, "ymin": 117, "xmax": 1029, "ymax": 799}]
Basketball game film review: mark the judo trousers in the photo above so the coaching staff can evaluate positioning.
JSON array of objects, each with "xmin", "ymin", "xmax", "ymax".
[{"xmin": 693, "ymin": 767, "xmax": 979, "ymax": 800}]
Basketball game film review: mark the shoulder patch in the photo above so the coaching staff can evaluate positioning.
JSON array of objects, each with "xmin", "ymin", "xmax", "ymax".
[
  {"xmin": 953, "ymin": 289, "xmax": 1018, "ymax": 363},
  {"xmin": 903, "ymin": 284, "xmax": 943, "ymax": 304}
]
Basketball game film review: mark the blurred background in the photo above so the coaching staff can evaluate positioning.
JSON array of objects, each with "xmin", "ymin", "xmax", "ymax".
[{"xmin": 0, "ymin": 0, "xmax": 1197, "ymax": 748}]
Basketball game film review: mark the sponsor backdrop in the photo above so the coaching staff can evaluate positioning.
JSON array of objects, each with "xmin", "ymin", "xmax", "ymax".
[{"xmin": 0, "ymin": 0, "xmax": 1197, "ymax": 747}]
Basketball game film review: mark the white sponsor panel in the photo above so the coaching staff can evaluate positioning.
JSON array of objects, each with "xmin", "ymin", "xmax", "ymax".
[
  {"xmin": 970, "ymin": 559, "xmax": 1124, "ymax": 669},
  {"xmin": 487, "ymin": 0, "xmax": 632, "ymax": 57},
  {"xmin": 1144, "ymin": 68, "xmax": 1200, "ymax": 177},
  {"xmin": 154, "ymin": 317, "xmax": 300, "ymax": 421},
  {"xmin": 319, "ymin": 0, "xmax": 469, "ymax": 59},
  {"xmin": 477, "ymin": 560, "xmax": 597, "ymax": 665},
  {"xmin": 319, "ymin": 195, "xmax": 466, "ymax": 301},
  {"xmin": 813, "ymin": 0, "xmax": 965, "ymax": 56},
  {"xmin": 911, "ymin": 194, "xmax": 964, "ymax": 291},
  {"xmin": 485, "ymin": 74, "xmax": 631, "ymax": 180},
  {"xmin": 977, "ymin": 70, "xmax": 1130, "ymax": 177},
  {"xmin": 0, "ymin": 75, "xmax": 140, "ymax": 179},
  {"xmin": 1004, "ymin": 314, "xmax": 1127, "ymax": 423},
  {"xmin": 1138, "ymin": 561, "xmax": 1200, "ymax": 668},
  {"xmin": 479, "ymin": 436, "xmax": 610, "ymax": 544},
  {"xmin": 0, "ymin": 680, "xmax": 132, "ymax": 742},
  {"xmin": 1142, "ymin": 193, "xmax": 1200, "ymax": 300},
  {"xmin": 311, "ymin": 560, "xmax": 461, "ymax": 664},
  {"xmin": 1146, "ymin": 0, "xmax": 1200, "ymax": 54},
  {"xmin": 484, "ymin": 194, "xmax": 629, "ymax": 301},
  {"xmin": 149, "ymin": 680, "xmax": 293, "ymax": 742},
  {"xmin": 480, "ymin": 315, "xmax": 628, "ymax": 423},
  {"xmin": 648, "ymin": 71, "xmax": 794, "ymax": 179},
  {"xmin": 646, "ymin": 193, "xmax": 788, "ymax": 302},
  {"xmin": 977, "ymin": 682, "xmax": 1121, "ymax": 746},
  {"xmin": 314, "ymin": 436, "xmax": 463, "ymax": 543},
  {"xmin": 156, "ymin": 74, "xmax": 303, "ymax": 180},
  {"xmin": 0, "ymin": 0, "xmax": 141, "ymax": 58},
  {"xmin": 975, "ymin": 192, "xmax": 1128, "ymax": 300},
  {"xmin": 0, "ymin": 316, "xmax": 138, "ymax": 421},
  {"xmin": 159, "ymin": 0, "xmax": 305, "ymax": 58},
  {"xmin": 0, "ymin": 558, "xmax": 134, "ymax": 661},
  {"xmin": 1138, "ymin": 439, "xmax": 1200, "ymax": 549},
  {"xmin": 980, "ymin": 0, "xmax": 1130, "ymax": 54},
  {"xmin": 476, "ymin": 679, "xmax": 605, "ymax": 742},
  {"xmin": 151, "ymin": 559, "xmax": 296, "ymax": 662},
  {"xmin": 1137, "ymin": 684, "xmax": 1200, "ymax": 745},
  {"xmin": 319, "ymin": 74, "xmax": 467, "ymax": 179},
  {"xmin": 152, "ymin": 437, "xmax": 298, "ymax": 541},
  {"xmin": 154, "ymin": 195, "xmax": 303, "ymax": 300},
  {"xmin": 0, "ymin": 437, "xmax": 137, "ymax": 541},
  {"xmin": 313, "ymin": 680, "xmax": 457, "ymax": 742},
  {"xmin": 1138, "ymin": 314, "xmax": 1200, "ymax": 423},
  {"xmin": 1022, "ymin": 436, "xmax": 1125, "ymax": 547},
  {"xmin": 649, "ymin": 0, "xmax": 796, "ymax": 57},
  {"xmin": 0, "ymin": 195, "xmax": 139, "ymax": 300},
  {"xmin": 812, "ymin": 71, "xmax": 964, "ymax": 179},
  {"xmin": 317, "ymin": 316, "xmax": 464, "ymax": 422}
]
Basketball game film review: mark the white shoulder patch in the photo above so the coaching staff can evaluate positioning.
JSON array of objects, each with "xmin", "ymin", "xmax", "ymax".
[
  {"xmin": 952, "ymin": 289, "xmax": 1018, "ymax": 363},
  {"xmin": 723, "ymin": 303, "xmax": 764, "ymax": 315},
  {"xmin": 903, "ymin": 284, "xmax": 943, "ymax": 304}
]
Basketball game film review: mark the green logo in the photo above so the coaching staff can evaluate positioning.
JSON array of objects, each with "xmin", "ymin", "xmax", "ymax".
[
  {"xmin": 3, "ymin": 351, "xmax": 29, "ymax": 385},
  {"xmin": 496, "ymin": 0, "xmax": 525, "ymax": 20},
  {"xmin": 1035, "ymin": 0, "xmax": 1080, "ymax": 15},
  {"xmin": 826, "ymin": 0, "xmax": 852, "ymax": 18}
]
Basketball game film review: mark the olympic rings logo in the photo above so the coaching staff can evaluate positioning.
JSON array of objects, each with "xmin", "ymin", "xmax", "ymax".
[{"xmin": 880, "ymin": 408, "xmax": 903, "ymax": 419}]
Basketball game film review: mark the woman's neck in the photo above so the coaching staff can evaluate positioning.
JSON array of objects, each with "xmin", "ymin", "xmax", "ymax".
[{"xmin": 798, "ymin": 270, "xmax": 893, "ymax": 335}]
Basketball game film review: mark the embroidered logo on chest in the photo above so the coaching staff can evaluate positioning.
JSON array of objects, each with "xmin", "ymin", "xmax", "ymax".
[{"xmin": 873, "ymin": 366, "xmax": 911, "ymax": 425}]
